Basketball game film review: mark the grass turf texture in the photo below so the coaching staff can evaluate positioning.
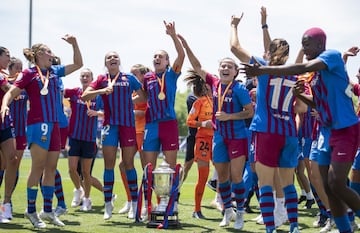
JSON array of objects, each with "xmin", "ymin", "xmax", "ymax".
[{"xmin": 0, "ymin": 153, "xmax": 325, "ymax": 232}]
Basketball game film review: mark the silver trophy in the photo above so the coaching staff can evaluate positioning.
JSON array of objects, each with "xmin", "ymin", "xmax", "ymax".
[{"xmin": 147, "ymin": 158, "xmax": 181, "ymax": 228}]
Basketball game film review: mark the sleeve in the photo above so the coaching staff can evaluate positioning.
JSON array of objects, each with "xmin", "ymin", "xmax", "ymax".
[
  {"xmin": 186, "ymin": 99, "xmax": 201, "ymax": 128},
  {"xmin": 318, "ymin": 50, "xmax": 342, "ymax": 73},
  {"xmin": 90, "ymin": 75, "xmax": 104, "ymax": 90},
  {"xmin": 14, "ymin": 69, "xmax": 32, "ymax": 89}
]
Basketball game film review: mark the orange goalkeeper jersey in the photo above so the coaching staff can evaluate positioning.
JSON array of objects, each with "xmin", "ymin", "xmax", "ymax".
[{"xmin": 186, "ymin": 96, "xmax": 213, "ymax": 138}]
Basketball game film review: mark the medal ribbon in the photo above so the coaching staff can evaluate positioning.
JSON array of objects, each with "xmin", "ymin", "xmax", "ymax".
[
  {"xmin": 156, "ymin": 72, "xmax": 165, "ymax": 94},
  {"xmin": 35, "ymin": 65, "xmax": 49, "ymax": 85},
  {"xmin": 107, "ymin": 72, "xmax": 121, "ymax": 88},
  {"xmin": 217, "ymin": 81, "xmax": 232, "ymax": 112}
]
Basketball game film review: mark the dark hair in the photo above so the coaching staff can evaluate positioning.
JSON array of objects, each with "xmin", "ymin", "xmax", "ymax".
[
  {"xmin": 268, "ymin": 38, "xmax": 289, "ymax": 66},
  {"xmin": 184, "ymin": 69, "xmax": 208, "ymax": 97},
  {"xmin": 0, "ymin": 47, "xmax": 8, "ymax": 56}
]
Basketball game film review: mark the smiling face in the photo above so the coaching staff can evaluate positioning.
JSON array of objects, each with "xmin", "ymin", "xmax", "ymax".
[
  {"xmin": 105, "ymin": 52, "xmax": 120, "ymax": 73},
  {"xmin": 153, "ymin": 50, "xmax": 169, "ymax": 73},
  {"xmin": 218, "ymin": 58, "xmax": 238, "ymax": 83},
  {"xmin": 301, "ymin": 36, "xmax": 323, "ymax": 61}
]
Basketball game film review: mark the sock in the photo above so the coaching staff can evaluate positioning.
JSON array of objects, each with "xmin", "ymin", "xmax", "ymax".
[
  {"xmin": 125, "ymin": 168, "xmax": 138, "ymax": 202},
  {"xmin": 194, "ymin": 166, "xmax": 209, "ymax": 212},
  {"xmin": 42, "ymin": 186, "xmax": 55, "ymax": 213},
  {"xmin": 232, "ymin": 181, "xmax": 245, "ymax": 212},
  {"xmin": 300, "ymin": 189, "xmax": 306, "ymax": 196},
  {"xmin": 54, "ymin": 169, "xmax": 66, "ymax": 208},
  {"xmin": 259, "ymin": 185, "xmax": 275, "ymax": 232},
  {"xmin": 347, "ymin": 209, "xmax": 355, "ymax": 223},
  {"xmin": 218, "ymin": 180, "xmax": 232, "ymax": 209},
  {"xmin": 103, "ymin": 169, "xmax": 114, "ymax": 203},
  {"xmin": 306, "ymin": 191, "xmax": 313, "ymax": 200},
  {"xmin": 27, "ymin": 187, "xmax": 38, "ymax": 213},
  {"xmin": 121, "ymin": 171, "xmax": 131, "ymax": 202},
  {"xmin": 284, "ymin": 184, "xmax": 298, "ymax": 231},
  {"xmin": 311, "ymin": 184, "xmax": 327, "ymax": 216},
  {"xmin": 333, "ymin": 215, "xmax": 352, "ymax": 233}
]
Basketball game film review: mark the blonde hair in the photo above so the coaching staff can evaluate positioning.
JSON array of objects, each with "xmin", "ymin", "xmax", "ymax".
[{"xmin": 23, "ymin": 43, "xmax": 47, "ymax": 64}]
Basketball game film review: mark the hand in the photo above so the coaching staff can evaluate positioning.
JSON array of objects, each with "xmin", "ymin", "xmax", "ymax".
[
  {"xmin": 62, "ymin": 34, "xmax": 77, "ymax": 46},
  {"xmin": 0, "ymin": 106, "xmax": 9, "ymax": 122},
  {"xmin": 260, "ymin": 6, "xmax": 267, "ymax": 26},
  {"xmin": 87, "ymin": 109, "xmax": 98, "ymax": 117},
  {"xmin": 240, "ymin": 56, "xmax": 262, "ymax": 76},
  {"xmin": 215, "ymin": 111, "xmax": 229, "ymax": 121},
  {"xmin": 163, "ymin": 21, "xmax": 176, "ymax": 37},
  {"xmin": 203, "ymin": 120, "xmax": 212, "ymax": 128},
  {"xmin": 103, "ymin": 86, "xmax": 113, "ymax": 95},
  {"xmin": 344, "ymin": 46, "xmax": 360, "ymax": 57},
  {"xmin": 293, "ymin": 79, "xmax": 305, "ymax": 96},
  {"xmin": 230, "ymin": 13, "xmax": 244, "ymax": 27}
]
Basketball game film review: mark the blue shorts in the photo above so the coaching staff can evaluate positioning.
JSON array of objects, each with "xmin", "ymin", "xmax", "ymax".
[
  {"xmin": 0, "ymin": 127, "xmax": 15, "ymax": 143},
  {"xmin": 27, "ymin": 122, "xmax": 61, "ymax": 151},
  {"xmin": 213, "ymin": 133, "xmax": 247, "ymax": 163},
  {"xmin": 298, "ymin": 137, "xmax": 312, "ymax": 160},
  {"xmin": 352, "ymin": 148, "xmax": 360, "ymax": 170},
  {"xmin": 101, "ymin": 124, "xmax": 136, "ymax": 147},
  {"xmin": 68, "ymin": 138, "xmax": 97, "ymax": 159},
  {"xmin": 143, "ymin": 120, "xmax": 179, "ymax": 152}
]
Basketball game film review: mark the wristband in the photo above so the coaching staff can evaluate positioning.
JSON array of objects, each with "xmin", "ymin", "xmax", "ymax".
[
  {"xmin": 201, "ymin": 121, "xmax": 207, "ymax": 127},
  {"xmin": 262, "ymin": 24, "xmax": 268, "ymax": 29}
]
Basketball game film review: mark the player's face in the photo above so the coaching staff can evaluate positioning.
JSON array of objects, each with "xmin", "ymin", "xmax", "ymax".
[
  {"xmin": 218, "ymin": 59, "xmax": 237, "ymax": 83},
  {"xmin": 80, "ymin": 71, "xmax": 93, "ymax": 86},
  {"xmin": 301, "ymin": 36, "xmax": 322, "ymax": 60},
  {"xmin": 153, "ymin": 51, "xmax": 169, "ymax": 72},
  {"xmin": 105, "ymin": 52, "xmax": 120, "ymax": 70},
  {"xmin": 39, "ymin": 46, "xmax": 54, "ymax": 68},
  {"xmin": 9, "ymin": 62, "xmax": 22, "ymax": 75},
  {"xmin": 0, "ymin": 49, "xmax": 10, "ymax": 70}
]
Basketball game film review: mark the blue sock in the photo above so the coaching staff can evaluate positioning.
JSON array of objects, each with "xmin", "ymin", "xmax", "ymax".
[
  {"xmin": 333, "ymin": 215, "xmax": 352, "ymax": 233},
  {"xmin": 27, "ymin": 187, "xmax": 38, "ymax": 213},
  {"xmin": 125, "ymin": 168, "xmax": 138, "ymax": 202},
  {"xmin": 103, "ymin": 169, "xmax": 114, "ymax": 203},
  {"xmin": 284, "ymin": 184, "xmax": 298, "ymax": 231}
]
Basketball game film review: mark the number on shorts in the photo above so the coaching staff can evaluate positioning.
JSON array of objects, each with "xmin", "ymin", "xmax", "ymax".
[{"xmin": 41, "ymin": 123, "xmax": 48, "ymax": 136}]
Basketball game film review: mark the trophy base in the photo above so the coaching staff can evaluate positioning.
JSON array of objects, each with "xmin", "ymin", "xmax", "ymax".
[{"xmin": 147, "ymin": 211, "xmax": 180, "ymax": 228}]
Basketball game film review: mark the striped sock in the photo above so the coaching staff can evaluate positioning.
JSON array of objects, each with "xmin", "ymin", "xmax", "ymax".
[
  {"xmin": 194, "ymin": 166, "xmax": 209, "ymax": 212},
  {"xmin": 42, "ymin": 186, "xmax": 55, "ymax": 213},
  {"xmin": 310, "ymin": 184, "xmax": 327, "ymax": 216},
  {"xmin": 103, "ymin": 169, "xmax": 114, "ymax": 203},
  {"xmin": 54, "ymin": 170, "xmax": 66, "ymax": 208},
  {"xmin": 125, "ymin": 168, "xmax": 138, "ymax": 202},
  {"xmin": 232, "ymin": 181, "xmax": 245, "ymax": 212},
  {"xmin": 218, "ymin": 180, "xmax": 232, "ymax": 209},
  {"xmin": 284, "ymin": 184, "xmax": 298, "ymax": 231},
  {"xmin": 27, "ymin": 187, "xmax": 38, "ymax": 213},
  {"xmin": 259, "ymin": 185, "xmax": 275, "ymax": 232}
]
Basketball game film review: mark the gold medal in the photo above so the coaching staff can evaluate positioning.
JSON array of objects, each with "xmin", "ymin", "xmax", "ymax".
[{"xmin": 158, "ymin": 92, "xmax": 166, "ymax": 100}]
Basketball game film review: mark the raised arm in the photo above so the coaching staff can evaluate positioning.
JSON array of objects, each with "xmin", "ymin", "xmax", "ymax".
[
  {"xmin": 177, "ymin": 34, "xmax": 207, "ymax": 79},
  {"xmin": 261, "ymin": 6, "xmax": 271, "ymax": 54},
  {"xmin": 342, "ymin": 46, "xmax": 359, "ymax": 64},
  {"xmin": 62, "ymin": 34, "xmax": 83, "ymax": 76},
  {"xmin": 230, "ymin": 13, "xmax": 252, "ymax": 63},
  {"xmin": 163, "ymin": 21, "xmax": 185, "ymax": 73}
]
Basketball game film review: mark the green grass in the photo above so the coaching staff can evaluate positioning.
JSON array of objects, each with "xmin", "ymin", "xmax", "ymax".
[{"xmin": 0, "ymin": 153, "xmax": 322, "ymax": 232}]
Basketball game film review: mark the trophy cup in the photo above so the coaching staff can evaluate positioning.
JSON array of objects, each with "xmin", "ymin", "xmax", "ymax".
[{"xmin": 147, "ymin": 159, "xmax": 181, "ymax": 228}]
